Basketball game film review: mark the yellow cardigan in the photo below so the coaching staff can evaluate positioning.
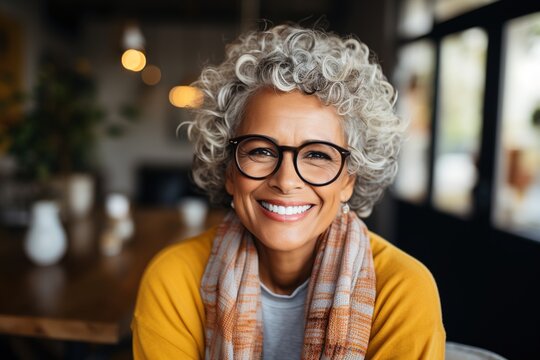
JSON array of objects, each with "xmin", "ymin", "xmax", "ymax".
[{"xmin": 132, "ymin": 227, "xmax": 445, "ymax": 359}]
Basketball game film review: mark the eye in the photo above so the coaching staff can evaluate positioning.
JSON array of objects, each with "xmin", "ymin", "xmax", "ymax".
[
  {"xmin": 304, "ymin": 151, "xmax": 332, "ymax": 160},
  {"xmin": 243, "ymin": 147, "xmax": 278, "ymax": 160}
]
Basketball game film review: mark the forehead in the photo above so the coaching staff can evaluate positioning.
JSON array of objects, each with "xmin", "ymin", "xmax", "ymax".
[{"xmin": 237, "ymin": 88, "xmax": 346, "ymax": 145}]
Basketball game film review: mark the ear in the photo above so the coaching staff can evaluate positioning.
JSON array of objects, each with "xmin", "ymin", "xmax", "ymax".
[
  {"xmin": 225, "ymin": 164, "xmax": 235, "ymax": 196},
  {"xmin": 339, "ymin": 173, "xmax": 356, "ymax": 203}
]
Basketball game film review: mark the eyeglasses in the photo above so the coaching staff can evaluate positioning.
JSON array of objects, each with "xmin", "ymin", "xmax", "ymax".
[{"xmin": 229, "ymin": 134, "xmax": 351, "ymax": 186}]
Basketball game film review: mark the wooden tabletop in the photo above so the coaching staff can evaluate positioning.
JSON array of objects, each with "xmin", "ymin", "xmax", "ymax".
[{"xmin": 0, "ymin": 208, "xmax": 224, "ymax": 344}]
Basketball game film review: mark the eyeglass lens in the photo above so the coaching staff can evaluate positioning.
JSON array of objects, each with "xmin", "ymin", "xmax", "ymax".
[{"xmin": 235, "ymin": 137, "xmax": 344, "ymax": 185}]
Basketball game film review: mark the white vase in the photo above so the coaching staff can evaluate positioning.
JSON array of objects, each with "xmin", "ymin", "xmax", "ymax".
[
  {"xmin": 67, "ymin": 173, "xmax": 95, "ymax": 219},
  {"xmin": 24, "ymin": 201, "xmax": 67, "ymax": 266}
]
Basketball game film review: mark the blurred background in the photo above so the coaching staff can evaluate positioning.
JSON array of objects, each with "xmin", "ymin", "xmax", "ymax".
[{"xmin": 0, "ymin": 0, "xmax": 539, "ymax": 358}]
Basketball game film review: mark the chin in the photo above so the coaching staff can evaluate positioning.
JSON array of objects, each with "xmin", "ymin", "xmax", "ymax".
[{"xmin": 250, "ymin": 225, "xmax": 319, "ymax": 253}]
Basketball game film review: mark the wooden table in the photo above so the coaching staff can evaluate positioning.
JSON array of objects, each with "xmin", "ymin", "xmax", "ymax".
[{"xmin": 0, "ymin": 208, "xmax": 223, "ymax": 344}]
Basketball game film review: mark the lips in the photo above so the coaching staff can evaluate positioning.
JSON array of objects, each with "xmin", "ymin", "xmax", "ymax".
[{"xmin": 259, "ymin": 200, "xmax": 313, "ymax": 216}]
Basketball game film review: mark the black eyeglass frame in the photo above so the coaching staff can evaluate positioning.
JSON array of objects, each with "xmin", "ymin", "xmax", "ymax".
[{"xmin": 228, "ymin": 134, "xmax": 351, "ymax": 186}]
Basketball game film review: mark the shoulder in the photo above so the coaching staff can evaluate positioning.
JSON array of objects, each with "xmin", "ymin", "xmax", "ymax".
[
  {"xmin": 135, "ymin": 227, "xmax": 216, "ymax": 315},
  {"xmin": 367, "ymin": 232, "xmax": 446, "ymax": 359},
  {"xmin": 369, "ymin": 231, "xmax": 442, "ymax": 319},
  {"xmin": 142, "ymin": 227, "xmax": 216, "ymax": 283},
  {"xmin": 370, "ymin": 231, "xmax": 438, "ymax": 295},
  {"xmin": 132, "ymin": 227, "xmax": 216, "ymax": 360}
]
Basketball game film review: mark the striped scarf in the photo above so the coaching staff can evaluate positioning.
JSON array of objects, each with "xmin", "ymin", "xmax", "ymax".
[{"xmin": 201, "ymin": 210, "xmax": 376, "ymax": 359}]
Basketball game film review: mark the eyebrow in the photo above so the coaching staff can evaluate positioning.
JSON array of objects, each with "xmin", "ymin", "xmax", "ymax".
[{"xmin": 241, "ymin": 133, "xmax": 343, "ymax": 146}]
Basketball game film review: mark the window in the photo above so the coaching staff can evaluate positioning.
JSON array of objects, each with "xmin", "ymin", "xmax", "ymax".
[
  {"xmin": 434, "ymin": 0, "xmax": 498, "ymax": 21},
  {"xmin": 393, "ymin": 40, "xmax": 436, "ymax": 202},
  {"xmin": 432, "ymin": 28, "xmax": 487, "ymax": 216},
  {"xmin": 493, "ymin": 12, "xmax": 540, "ymax": 241},
  {"xmin": 394, "ymin": 0, "xmax": 540, "ymax": 236}
]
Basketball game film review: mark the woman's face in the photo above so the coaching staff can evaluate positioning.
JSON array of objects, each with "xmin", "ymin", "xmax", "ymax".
[{"xmin": 225, "ymin": 88, "xmax": 355, "ymax": 254}]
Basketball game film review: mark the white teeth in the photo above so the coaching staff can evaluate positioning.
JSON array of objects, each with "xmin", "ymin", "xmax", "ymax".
[{"xmin": 260, "ymin": 201, "xmax": 312, "ymax": 215}]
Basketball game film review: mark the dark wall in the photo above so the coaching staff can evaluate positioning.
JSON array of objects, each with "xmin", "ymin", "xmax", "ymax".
[{"xmin": 396, "ymin": 200, "xmax": 540, "ymax": 358}]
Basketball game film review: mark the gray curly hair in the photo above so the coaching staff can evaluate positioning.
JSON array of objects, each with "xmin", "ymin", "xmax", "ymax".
[{"xmin": 183, "ymin": 24, "xmax": 404, "ymax": 217}]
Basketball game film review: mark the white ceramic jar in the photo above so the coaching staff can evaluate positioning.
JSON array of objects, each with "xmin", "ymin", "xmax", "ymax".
[{"xmin": 24, "ymin": 201, "xmax": 67, "ymax": 266}]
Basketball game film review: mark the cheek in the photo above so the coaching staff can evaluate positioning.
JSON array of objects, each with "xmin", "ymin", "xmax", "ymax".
[
  {"xmin": 318, "ymin": 187, "xmax": 344, "ymax": 210},
  {"xmin": 227, "ymin": 171, "xmax": 261, "ymax": 200},
  {"xmin": 317, "ymin": 181, "xmax": 352, "ymax": 218}
]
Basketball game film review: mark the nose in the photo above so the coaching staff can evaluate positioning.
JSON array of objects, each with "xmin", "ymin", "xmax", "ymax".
[{"xmin": 268, "ymin": 152, "xmax": 304, "ymax": 193}]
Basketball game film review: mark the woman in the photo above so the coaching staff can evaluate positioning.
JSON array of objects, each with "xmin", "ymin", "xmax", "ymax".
[{"xmin": 132, "ymin": 24, "xmax": 445, "ymax": 359}]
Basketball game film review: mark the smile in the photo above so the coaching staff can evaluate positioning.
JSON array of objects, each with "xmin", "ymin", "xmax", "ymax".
[{"xmin": 259, "ymin": 201, "xmax": 312, "ymax": 215}]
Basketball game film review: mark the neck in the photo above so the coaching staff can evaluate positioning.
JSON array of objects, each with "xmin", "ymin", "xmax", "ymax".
[{"xmin": 255, "ymin": 237, "xmax": 321, "ymax": 295}]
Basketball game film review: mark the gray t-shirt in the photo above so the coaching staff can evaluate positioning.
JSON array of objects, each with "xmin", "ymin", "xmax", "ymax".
[{"xmin": 261, "ymin": 280, "xmax": 309, "ymax": 360}]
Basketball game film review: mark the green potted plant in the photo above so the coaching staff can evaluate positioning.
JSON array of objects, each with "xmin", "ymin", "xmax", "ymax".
[{"xmin": 0, "ymin": 54, "xmax": 139, "ymax": 221}]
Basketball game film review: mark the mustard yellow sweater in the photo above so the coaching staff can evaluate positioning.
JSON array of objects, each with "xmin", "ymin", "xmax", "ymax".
[{"xmin": 132, "ymin": 227, "xmax": 445, "ymax": 359}]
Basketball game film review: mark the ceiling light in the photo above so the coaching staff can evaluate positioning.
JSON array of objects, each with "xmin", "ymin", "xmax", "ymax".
[
  {"xmin": 169, "ymin": 86, "xmax": 203, "ymax": 108},
  {"xmin": 121, "ymin": 49, "xmax": 146, "ymax": 72}
]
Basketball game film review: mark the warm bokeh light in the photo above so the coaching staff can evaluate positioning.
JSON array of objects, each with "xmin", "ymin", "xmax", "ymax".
[
  {"xmin": 169, "ymin": 86, "xmax": 203, "ymax": 108},
  {"xmin": 121, "ymin": 49, "xmax": 146, "ymax": 72},
  {"xmin": 141, "ymin": 65, "xmax": 161, "ymax": 85}
]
